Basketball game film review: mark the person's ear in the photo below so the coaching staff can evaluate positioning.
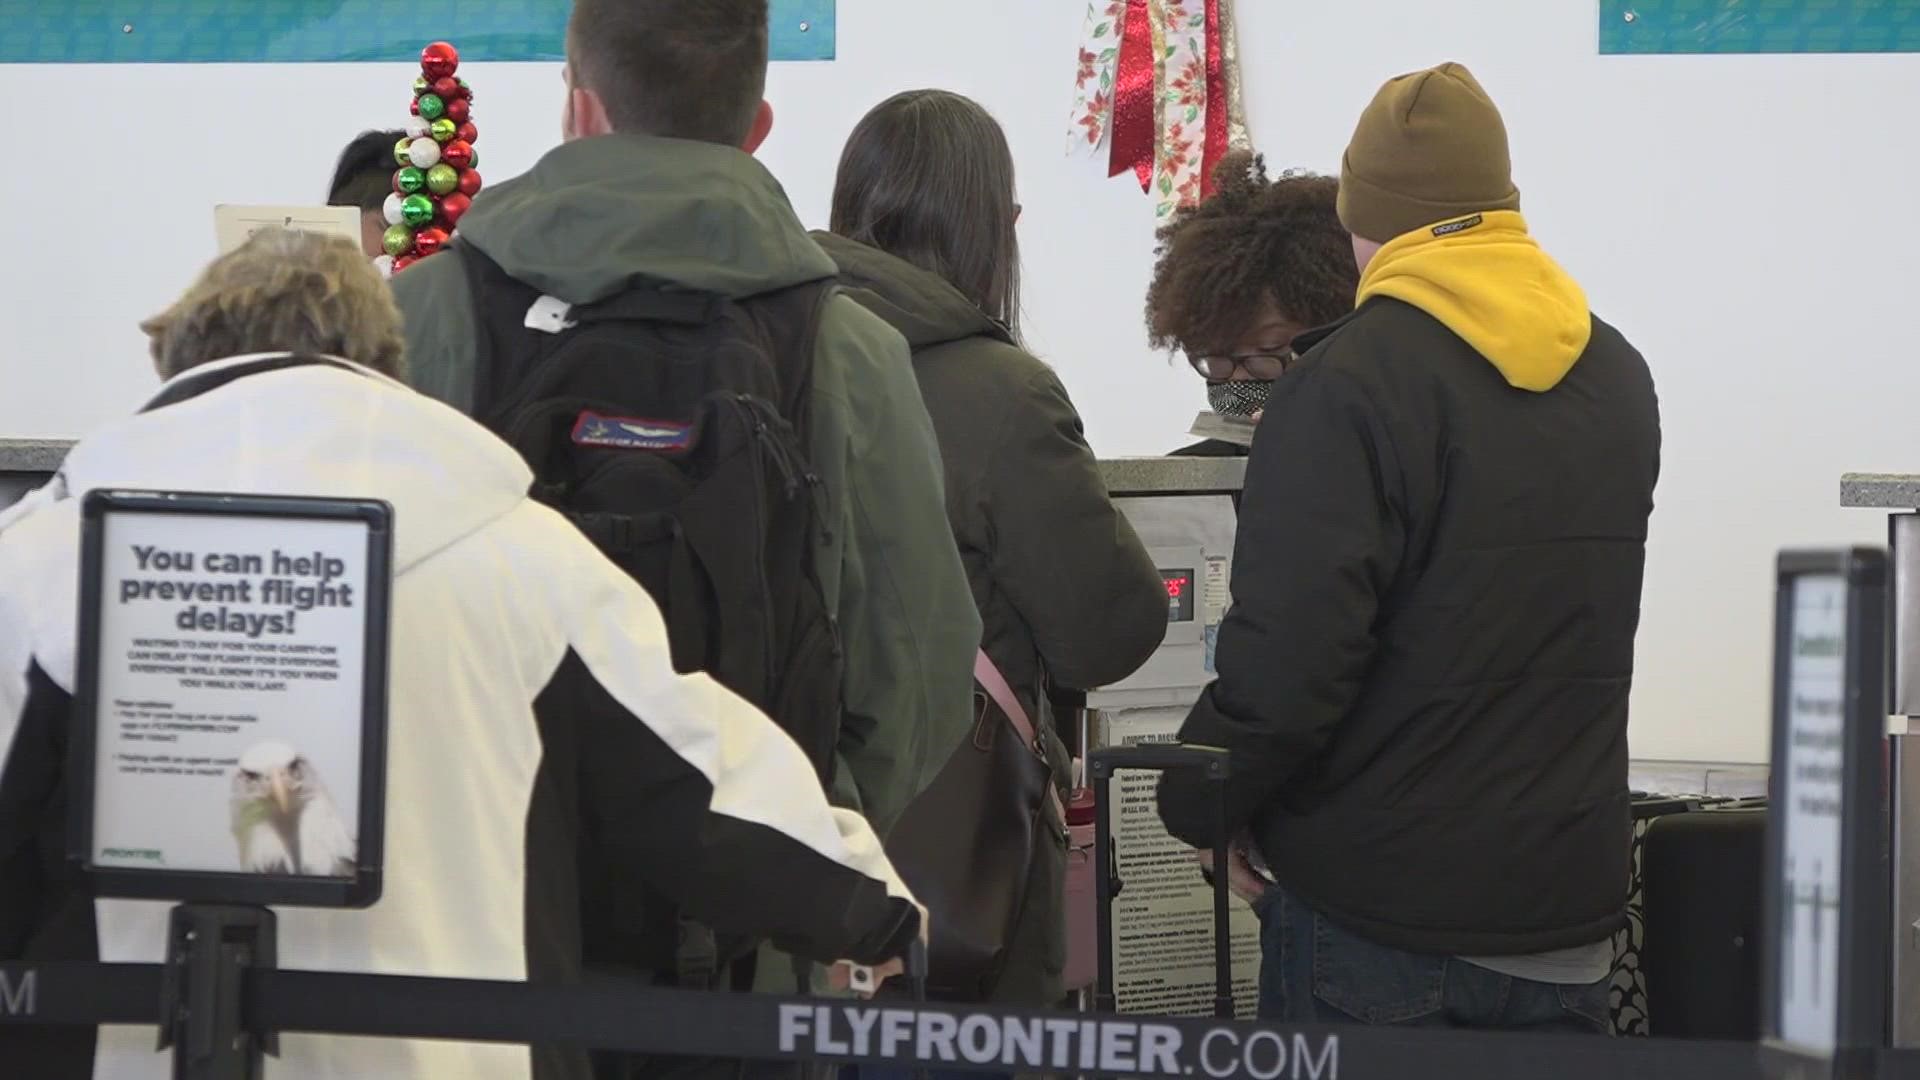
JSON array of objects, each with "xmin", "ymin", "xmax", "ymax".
[
  {"xmin": 742, "ymin": 100, "xmax": 775, "ymax": 154},
  {"xmin": 565, "ymin": 85, "xmax": 614, "ymax": 141}
]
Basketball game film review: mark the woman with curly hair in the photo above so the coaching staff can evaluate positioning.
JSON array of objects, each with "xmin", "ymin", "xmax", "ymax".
[{"xmin": 1146, "ymin": 151, "xmax": 1359, "ymax": 455}]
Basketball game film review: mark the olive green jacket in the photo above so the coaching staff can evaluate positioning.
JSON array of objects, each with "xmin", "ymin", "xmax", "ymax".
[
  {"xmin": 815, "ymin": 231, "xmax": 1166, "ymax": 1005},
  {"xmin": 391, "ymin": 134, "xmax": 980, "ymax": 835}
]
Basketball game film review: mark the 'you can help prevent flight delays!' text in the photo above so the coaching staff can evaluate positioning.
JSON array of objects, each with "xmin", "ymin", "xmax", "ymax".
[{"xmin": 89, "ymin": 513, "xmax": 371, "ymax": 877}]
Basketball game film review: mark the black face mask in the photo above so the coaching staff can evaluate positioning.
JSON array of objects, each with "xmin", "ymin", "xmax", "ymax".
[{"xmin": 1207, "ymin": 379, "xmax": 1272, "ymax": 418}]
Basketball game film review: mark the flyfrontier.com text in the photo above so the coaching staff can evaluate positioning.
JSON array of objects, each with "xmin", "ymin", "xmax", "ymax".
[{"xmin": 778, "ymin": 1005, "xmax": 1339, "ymax": 1079}]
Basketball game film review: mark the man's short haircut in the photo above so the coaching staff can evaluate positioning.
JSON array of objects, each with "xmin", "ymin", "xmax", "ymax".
[
  {"xmin": 140, "ymin": 230, "xmax": 406, "ymax": 380},
  {"xmin": 328, "ymin": 129, "xmax": 406, "ymax": 212},
  {"xmin": 567, "ymin": 0, "xmax": 770, "ymax": 146}
]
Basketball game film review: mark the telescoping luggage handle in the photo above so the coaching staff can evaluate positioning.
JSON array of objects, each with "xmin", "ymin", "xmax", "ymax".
[{"xmin": 1088, "ymin": 744, "xmax": 1233, "ymax": 1020}]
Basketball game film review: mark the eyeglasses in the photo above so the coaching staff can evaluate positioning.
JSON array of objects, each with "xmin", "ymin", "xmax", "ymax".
[{"xmin": 1188, "ymin": 348, "xmax": 1295, "ymax": 381}]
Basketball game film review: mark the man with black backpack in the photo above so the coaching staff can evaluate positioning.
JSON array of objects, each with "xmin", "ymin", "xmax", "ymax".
[{"xmin": 389, "ymin": 0, "xmax": 978, "ymax": 1035}]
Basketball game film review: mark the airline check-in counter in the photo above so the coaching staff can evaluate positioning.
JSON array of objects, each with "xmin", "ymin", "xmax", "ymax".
[
  {"xmin": 1087, "ymin": 457, "xmax": 1256, "ymax": 1016},
  {"xmin": 0, "ymin": 438, "xmax": 65, "ymax": 510}
]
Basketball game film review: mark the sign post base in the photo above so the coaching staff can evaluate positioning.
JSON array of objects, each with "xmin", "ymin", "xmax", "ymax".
[{"xmin": 157, "ymin": 904, "xmax": 279, "ymax": 1079}]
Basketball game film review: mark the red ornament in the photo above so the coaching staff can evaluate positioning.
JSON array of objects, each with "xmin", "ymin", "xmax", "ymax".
[
  {"xmin": 442, "ymin": 139, "xmax": 474, "ymax": 169},
  {"xmin": 421, "ymin": 41, "xmax": 459, "ymax": 80},
  {"xmin": 430, "ymin": 76, "xmax": 459, "ymax": 100},
  {"xmin": 438, "ymin": 192, "xmax": 473, "ymax": 227},
  {"xmin": 457, "ymin": 169, "xmax": 483, "ymax": 197},
  {"xmin": 456, "ymin": 121, "xmax": 478, "ymax": 145},
  {"xmin": 413, "ymin": 226, "xmax": 451, "ymax": 257},
  {"xmin": 444, "ymin": 97, "xmax": 470, "ymax": 124},
  {"xmin": 409, "ymin": 98, "xmax": 420, "ymax": 116},
  {"xmin": 393, "ymin": 255, "xmax": 419, "ymax": 273}
]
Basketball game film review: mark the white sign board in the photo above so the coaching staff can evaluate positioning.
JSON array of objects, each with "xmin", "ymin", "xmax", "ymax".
[
  {"xmin": 1776, "ymin": 572, "xmax": 1848, "ymax": 1053},
  {"xmin": 1106, "ymin": 707, "xmax": 1261, "ymax": 1018},
  {"xmin": 213, "ymin": 205, "xmax": 362, "ymax": 255},
  {"xmin": 76, "ymin": 493, "xmax": 391, "ymax": 907}
]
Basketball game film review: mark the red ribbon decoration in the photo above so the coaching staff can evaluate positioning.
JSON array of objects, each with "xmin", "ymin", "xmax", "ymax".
[
  {"xmin": 1202, "ymin": 0, "xmax": 1229, "ymax": 196},
  {"xmin": 1106, "ymin": 0, "xmax": 1155, "ymax": 190}
]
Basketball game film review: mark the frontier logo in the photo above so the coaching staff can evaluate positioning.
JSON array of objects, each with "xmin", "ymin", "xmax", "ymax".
[
  {"xmin": 778, "ymin": 1005, "xmax": 1338, "ymax": 1080},
  {"xmin": 0, "ymin": 969, "xmax": 35, "ymax": 1017}
]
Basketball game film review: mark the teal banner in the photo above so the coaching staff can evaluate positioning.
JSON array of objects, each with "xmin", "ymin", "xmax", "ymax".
[
  {"xmin": 0, "ymin": 1, "xmax": 835, "ymax": 63},
  {"xmin": 1601, "ymin": 0, "xmax": 1920, "ymax": 54}
]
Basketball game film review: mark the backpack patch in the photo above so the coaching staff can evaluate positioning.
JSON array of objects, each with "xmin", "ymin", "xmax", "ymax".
[{"xmin": 571, "ymin": 410, "xmax": 693, "ymax": 451}]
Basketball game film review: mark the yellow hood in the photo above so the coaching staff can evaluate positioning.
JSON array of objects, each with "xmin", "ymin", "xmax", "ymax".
[{"xmin": 1355, "ymin": 210, "xmax": 1591, "ymax": 392}]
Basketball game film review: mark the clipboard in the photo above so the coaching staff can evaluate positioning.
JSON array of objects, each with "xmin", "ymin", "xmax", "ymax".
[{"xmin": 213, "ymin": 205, "xmax": 364, "ymax": 256}]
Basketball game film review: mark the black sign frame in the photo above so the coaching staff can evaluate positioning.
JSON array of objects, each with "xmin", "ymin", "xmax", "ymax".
[
  {"xmin": 1760, "ymin": 547, "xmax": 1888, "ymax": 1079},
  {"xmin": 67, "ymin": 489, "xmax": 393, "ymax": 909}
]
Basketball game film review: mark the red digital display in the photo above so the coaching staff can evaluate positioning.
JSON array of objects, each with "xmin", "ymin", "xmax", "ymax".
[{"xmin": 1160, "ymin": 568, "xmax": 1196, "ymax": 623}]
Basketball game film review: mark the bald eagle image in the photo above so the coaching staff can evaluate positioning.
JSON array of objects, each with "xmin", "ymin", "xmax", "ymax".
[{"xmin": 230, "ymin": 741, "xmax": 356, "ymax": 877}]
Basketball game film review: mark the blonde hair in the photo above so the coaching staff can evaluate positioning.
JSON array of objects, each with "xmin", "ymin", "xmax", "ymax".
[{"xmin": 141, "ymin": 229, "xmax": 406, "ymax": 379}]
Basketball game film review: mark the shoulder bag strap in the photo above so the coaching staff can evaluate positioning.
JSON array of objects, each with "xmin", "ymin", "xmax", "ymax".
[{"xmin": 974, "ymin": 649, "xmax": 1066, "ymax": 823}]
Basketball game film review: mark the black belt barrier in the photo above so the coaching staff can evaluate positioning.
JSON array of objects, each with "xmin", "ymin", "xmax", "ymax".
[{"xmin": 6, "ymin": 959, "xmax": 1895, "ymax": 1080}]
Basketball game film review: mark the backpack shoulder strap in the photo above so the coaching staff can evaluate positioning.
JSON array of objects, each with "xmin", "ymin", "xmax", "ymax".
[
  {"xmin": 739, "ymin": 279, "xmax": 837, "ymax": 437},
  {"xmin": 452, "ymin": 241, "xmax": 545, "ymax": 420}
]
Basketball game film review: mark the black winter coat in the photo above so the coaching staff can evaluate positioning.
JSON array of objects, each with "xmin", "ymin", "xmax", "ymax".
[
  {"xmin": 815, "ymin": 231, "xmax": 1166, "ymax": 1003},
  {"xmin": 1159, "ymin": 296, "xmax": 1660, "ymax": 956}
]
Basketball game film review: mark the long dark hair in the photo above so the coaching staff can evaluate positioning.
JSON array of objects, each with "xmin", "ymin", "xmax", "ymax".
[{"xmin": 830, "ymin": 90, "xmax": 1022, "ymax": 338}]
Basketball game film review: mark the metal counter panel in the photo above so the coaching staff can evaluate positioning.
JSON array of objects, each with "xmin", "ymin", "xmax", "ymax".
[
  {"xmin": 0, "ymin": 438, "xmax": 72, "ymax": 474},
  {"xmin": 1841, "ymin": 472, "xmax": 1920, "ymax": 509}
]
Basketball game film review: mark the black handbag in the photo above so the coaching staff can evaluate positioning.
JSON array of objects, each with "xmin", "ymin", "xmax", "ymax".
[{"xmin": 882, "ymin": 651, "xmax": 1059, "ymax": 1000}]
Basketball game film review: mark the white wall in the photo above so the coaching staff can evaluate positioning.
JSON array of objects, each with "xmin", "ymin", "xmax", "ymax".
[{"xmin": 4, "ymin": 0, "xmax": 1916, "ymax": 762}]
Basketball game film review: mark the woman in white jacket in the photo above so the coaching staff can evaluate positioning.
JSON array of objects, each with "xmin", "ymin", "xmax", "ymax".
[{"xmin": 0, "ymin": 230, "xmax": 920, "ymax": 1080}]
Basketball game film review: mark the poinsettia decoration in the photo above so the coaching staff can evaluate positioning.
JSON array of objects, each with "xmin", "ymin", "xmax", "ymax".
[{"xmin": 1067, "ymin": 0, "xmax": 1249, "ymax": 218}]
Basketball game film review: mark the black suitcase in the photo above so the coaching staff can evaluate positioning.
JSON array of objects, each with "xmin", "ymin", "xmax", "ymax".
[
  {"xmin": 1612, "ymin": 794, "xmax": 1706, "ymax": 1035},
  {"xmin": 1639, "ymin": 805, "xmax": 1767, "ymax": 1039},
  {"xmin": 1089, "ymin": 744, "xmax": 1234, "ymax": 1019}
]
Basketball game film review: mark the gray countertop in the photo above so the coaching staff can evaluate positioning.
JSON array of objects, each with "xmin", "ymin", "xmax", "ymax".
[
  {"xmin": 1841, "ymin": 472, "xmax": 1920, "ymax": 509},
  {"xmin": 0, "ymin": 438, "xmax": 72, "ymax": 473},
  {"xmin": 3, "ymin": 440, "xmax": 1245, "ymax": 496},
  {"xmin": 1099, "ymin": 455, "xmax": 1244, "ymax": 496}
]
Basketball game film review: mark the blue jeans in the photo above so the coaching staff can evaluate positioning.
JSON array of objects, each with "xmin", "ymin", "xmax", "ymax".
[{"xmin": 1253, "ymin": 887, "xmax": 1611, "ymax": 1034}]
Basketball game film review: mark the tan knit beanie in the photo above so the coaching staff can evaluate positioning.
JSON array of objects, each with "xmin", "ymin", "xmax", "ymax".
[{"xmin": 1337, "ymin": 62, "xmax": 1521, "ymax": 243}]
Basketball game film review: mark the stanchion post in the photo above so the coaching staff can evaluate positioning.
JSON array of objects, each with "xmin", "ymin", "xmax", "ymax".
[
  {"xmin": 157, "ymin": 904, "xmax": 278, "ymax": 1080},
  {"xmin": 1892, "ymin": 513, "xmax": 1920, "ymax": 1048},
  {"xmin": 1891, "ymin": 733, "xmax": 1920, "ymax": 1048},
  {"xmin": 1092, "ymin": 756, "xmax": 1117, "ymax": 1015},
  {"xmin": 1213, "ymin": 800, "xmax": 1233, "ymax": 1020}
]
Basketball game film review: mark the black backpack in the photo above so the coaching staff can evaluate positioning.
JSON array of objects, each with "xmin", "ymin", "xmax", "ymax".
[{"xmin": 458, "ymin": 243, "xmax": 845, "ymax": 985}]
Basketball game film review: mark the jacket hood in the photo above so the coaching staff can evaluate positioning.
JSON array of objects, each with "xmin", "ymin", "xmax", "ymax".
[
  {"xmin": 53, "ymin": 355, "xmax": 531, "ymax": 573},
  {"xmin": 1355, "ymin": 210, "xmax": 1590, "ymax": 392},
  {"xmin": 457, "ymin": 133, "xmax": 837, "ymax": 305},
  {"xmin": 810, "ymin": 231, "xmax": 1007, "ymax": 350}
]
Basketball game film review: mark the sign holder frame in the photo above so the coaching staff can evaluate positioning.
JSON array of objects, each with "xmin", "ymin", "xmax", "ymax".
[
  {"xmin": 1760, "ymin": 547, "xmax": 1888, "ymax": 1078},
  {"xmin": 67, "ymin": 489, "xmax": 394, "ymax": 909}
]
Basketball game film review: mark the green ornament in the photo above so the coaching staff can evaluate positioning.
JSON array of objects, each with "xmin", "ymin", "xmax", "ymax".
[
  {"xmin": 395, "ymin": 166, "xmax": 426, "ymax": 195},
  {"xmin": 418, "ymin": 93, "xmax": 446, "ymax": 121},
  {"xmin": 425, "ymin": 163, "xmax": 460, "ymax": 196},
  {"xmin": 382, "ymin": 224, "xmax": 415, "ymax": 258},
  {"xmin": 400, "ymin": 194, "xmax": 436, "ymax": 228},
  {"xmin": 467, "ymin": 146, "xmax": 479, "ymax": 170},
  {"xmin": 457, "ymin": 77, "xmax": 469, "ymax": 88},
  {"xmin": 393, "ymin": 136, "xmax": 413, "ymax": 167},
  {"xmin": 430, "ymin": 117, "xmax": 457, "ymax": 143},
  {"xmin": 413, "ymin": 75, "xmax": 429, "ymax": 95}
]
